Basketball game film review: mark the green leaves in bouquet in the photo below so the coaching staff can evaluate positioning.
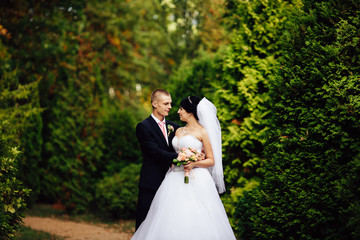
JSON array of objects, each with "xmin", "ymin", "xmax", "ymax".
[{"xmin": 173, "ymin": 159, "xmax": 188, "ymax": 167}]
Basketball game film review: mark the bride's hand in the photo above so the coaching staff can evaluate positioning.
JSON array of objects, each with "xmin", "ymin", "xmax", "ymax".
[
  {"xmin": 184, "ymin": 161, "xmax": 195, "ymax": 171},
  {"xmin": 197, "ymin": 148, "xmax": 205, "ymax": 161}
]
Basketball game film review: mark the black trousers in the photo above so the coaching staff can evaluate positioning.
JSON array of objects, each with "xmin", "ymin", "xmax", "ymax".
[{"xmin": 135, "ymin": 187, "xmax": 157, "ymax": 230}]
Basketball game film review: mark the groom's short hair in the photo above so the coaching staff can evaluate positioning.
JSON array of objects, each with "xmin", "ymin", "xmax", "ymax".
[{"xmin": 151, "ymin": 89, "xmax": 171, "ymax": 108}]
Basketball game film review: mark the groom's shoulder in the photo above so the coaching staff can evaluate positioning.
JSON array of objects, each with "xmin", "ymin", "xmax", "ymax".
[
  {"xmin": 136, "ymin": 117, "xmax": 151, "ymax": 136},
  {"xmin": 137, "ymin": 116, "xmax": 153, "ymax": 127}
]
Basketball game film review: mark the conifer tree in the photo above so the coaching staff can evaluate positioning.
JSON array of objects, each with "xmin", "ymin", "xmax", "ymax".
[
  {"xmin": 210, "ymin": 0, "xmax": 297, "ymax": 223},
  {"xmin": 0, "ymin": 35, "xmax": 43, "ymax": 201},
  {"xmin": 236, "ymin": 0, "xmax": 360, "ymax": 239}
]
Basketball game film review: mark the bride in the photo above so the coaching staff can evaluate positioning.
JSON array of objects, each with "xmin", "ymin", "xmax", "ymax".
[{"xmin": 131, "ymin": 96, "xmax": 236, "ymax": 240}]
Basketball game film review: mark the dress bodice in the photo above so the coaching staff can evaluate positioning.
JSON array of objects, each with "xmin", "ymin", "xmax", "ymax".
[{"xmin": 172, "ymin": 135, "xmax": 203, "ymax": 154}]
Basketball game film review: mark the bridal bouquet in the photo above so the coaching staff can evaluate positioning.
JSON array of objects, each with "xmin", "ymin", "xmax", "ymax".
[{"xmin": 173, "ymin": 147, "xmax": 201, "ymax": 183}]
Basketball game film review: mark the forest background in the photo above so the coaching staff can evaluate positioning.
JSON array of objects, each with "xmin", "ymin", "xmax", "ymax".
[{"xmin": 1, "ymin": 0, "xmax": 360, "ymax": 239}]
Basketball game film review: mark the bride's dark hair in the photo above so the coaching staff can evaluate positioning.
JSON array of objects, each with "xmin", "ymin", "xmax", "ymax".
[{"xmin": 180, "ymin": 96, "xmax": 201, "ymax": 120}]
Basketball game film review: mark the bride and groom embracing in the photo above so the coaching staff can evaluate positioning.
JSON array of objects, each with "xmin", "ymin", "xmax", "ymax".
[{"xmin": 132, "ymin": 89, "xmax": 236, "ymax": 240}]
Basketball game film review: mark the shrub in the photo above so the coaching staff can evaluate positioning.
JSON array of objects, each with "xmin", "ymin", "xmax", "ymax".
[
  {"xmin": 100, "ymin": 103, "xmax": 142, "ymax": 176},
  {"xmin": 0, "ymin": 121, "xmax": 31, "ymax": 239},
  {"xmin": 94, "ymin": 164, "xmax": 141, "ymax": 219},
  {"xmin": 213, "ymin": 0, "xmax": 298, "ymax": 226},
  {"xmin": 0, "ymin": 39, "xmax": 42, "ymax": 204},
  {"xmin": 236, "ymin": 0, "xmax": 360, "ymax": 239},
  {"xmin": 336, "ymin": 153, "xmax": 360, "ymax": 238}
]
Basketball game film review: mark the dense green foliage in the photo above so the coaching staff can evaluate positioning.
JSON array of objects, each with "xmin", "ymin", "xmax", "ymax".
[
  {"xmin": 0, "ymin": 33, "xmax": 41, "ymax": 237},
  {"xmin": 167, "ymin": 0, "xmax": 299, "ymax": 226},
  {"xmin": 1, "ymin": 0, "xmax": 360, "ymax": 238},
  {"xmin": 0, "ymin": 38, "xmax": 43, "ymax": 202},
  {"xmin": 0, "ymin": 121, "xmax": 31, "ymax": 239},
  {"xmin": 217, "ymin": 0, "xmax": 291, "ymax": 179},
  {"xmin": 0, "ymin": 0, "xmax": 226, "ymax": 216},
  {"xmin": 167, "ymin": 50, "xmax": 222, "ymax": 116},
  {"xmin": 95, "ymin": 164, "xmax": 141, "ymax": 219},
  {"xmin": 236, "ymin": 0, "xmax": 360, "ymax": 239},
  {"xmin": 211, "ymin": 0, "xmax": 298, "ymax": 222},
  {"xmin": 338, "ymin": 153, "xmax": 360, "ymax": 238}
]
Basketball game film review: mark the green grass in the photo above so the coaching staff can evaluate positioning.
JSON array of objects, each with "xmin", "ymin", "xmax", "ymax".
[
  {"xmin": 25, "ymin": 204, "xmax": 65, "ymax": 218},
  {"xmin": 27, "ymin": 204, "xmax": 135, "ymax": 229},
  {"xmin": 14, "ymin": 226, "xmax": 64, "ymax": 240}
]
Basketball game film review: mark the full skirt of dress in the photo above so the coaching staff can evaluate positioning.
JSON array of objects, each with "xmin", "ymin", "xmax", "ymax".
[{"xmin": 131, "ymin": 166, "xmax": 236, "ymax": 240}]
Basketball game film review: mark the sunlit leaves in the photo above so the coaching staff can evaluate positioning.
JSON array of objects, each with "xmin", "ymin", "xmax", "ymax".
[
  {"xmin": 0, "ymin": 121, "xmax": 31, "ymax": 238},
  {"xmin": 237, "ymin": 0, "xmax": 360, "ymax": 239}
]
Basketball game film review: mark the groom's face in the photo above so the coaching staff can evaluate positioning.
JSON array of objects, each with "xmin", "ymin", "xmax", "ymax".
[{"xmin": 153, "ymin": 94, "xmax": 172, "ymax": 118}]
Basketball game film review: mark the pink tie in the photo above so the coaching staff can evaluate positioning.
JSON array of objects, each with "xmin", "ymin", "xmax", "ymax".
[{"xmin": 158, "ymin": 122, "xmax": 167, "ymax": 139}]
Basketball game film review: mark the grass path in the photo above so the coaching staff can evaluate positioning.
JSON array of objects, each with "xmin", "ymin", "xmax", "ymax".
[{"xmin": 23, "ymin": 216, "xmax": 134, "ymax": 240}]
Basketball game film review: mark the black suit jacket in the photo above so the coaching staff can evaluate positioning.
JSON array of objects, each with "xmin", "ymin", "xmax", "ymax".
[{"xmin": 136, "ymin": 116, "xmax": 179, "ymax": 190}]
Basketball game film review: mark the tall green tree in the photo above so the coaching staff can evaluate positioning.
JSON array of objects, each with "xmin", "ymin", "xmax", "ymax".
[
  {"xmin": 1, "ymin": 0, "xmax": 141, "ymax": 210},
  {"xmin": 167, "ymin": 0, "xmax": 298, "ymax": 227},
  {"xmin": 209, "ymin": 0, "xmax": 298, "ymax": 223},
  {"xmin": 137, "ymin": 0, "xmax": 228, "ymax": 100},
  {"xmin": 167, "ymin": 50, "xmax": 223, "ymax": 117},
  {"xmin": 1, "ymin": 0, "xmax": 230, "ymax": 214},
  {"xmin": 160, "ymin": 0, "xmax": 226, "ymax": 62},
  {"xmin": 0, "ymin": 28, "xmax": 42, "ymax": 202},
  {"xmin": 236, "ymin": 0, "xmax": 360, "ymax": 239}
]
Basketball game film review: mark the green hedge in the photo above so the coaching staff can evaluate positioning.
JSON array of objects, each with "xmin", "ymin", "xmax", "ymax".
[
  {"xmin": 94, "ymin": 164, "xmax": 141, "ymax": 219},
  {"xmin": 0, "ymin": 121, "xmax": 31, "ymax": 239},
  {"xmin": 235, "ymin": 0, "xmax": 360, "ymax": 239},
  {"xmin": 212, "ymin": 0, "xmax": 298, "ymax": 225}
]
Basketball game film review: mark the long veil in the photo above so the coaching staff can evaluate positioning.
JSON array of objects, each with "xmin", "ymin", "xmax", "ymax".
[{"xmin": 197, "ymin": 97, "xmax": 226, "ymax": 194}]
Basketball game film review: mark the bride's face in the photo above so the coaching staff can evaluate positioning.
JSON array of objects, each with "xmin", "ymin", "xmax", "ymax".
[{"xmin": 177, "ymin": 107, "xmax": 191, "ymax": 122}]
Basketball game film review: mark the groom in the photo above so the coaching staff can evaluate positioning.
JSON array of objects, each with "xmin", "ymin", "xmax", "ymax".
[{"xmin": 135, "ymin": 89, "xmax": 179, "ymax": 230}]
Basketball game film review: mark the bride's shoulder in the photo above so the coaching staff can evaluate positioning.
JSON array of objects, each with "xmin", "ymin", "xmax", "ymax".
[
  {"xmin": 199, "ymin": 126, "xmax": 209, "ymax": 138},
  {"xmin": 198, "ymin": 125, "xmax": 207, "ymax": 134},
  {"xmin": 175, "ymin": 127, "xmax": 184, "ymax": 134},
  {"xmin": 194, "ymin": 125, "xmax": 207, "ymax": 141},
  {"xmin": 174, "ymin": 127, "xmax": 184, "ymax": 137}
]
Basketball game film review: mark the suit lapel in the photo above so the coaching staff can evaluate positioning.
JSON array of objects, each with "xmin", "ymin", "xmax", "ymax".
[{"xmin": 147, "ymin": 116, "xmax": 168, "ymax": 146}]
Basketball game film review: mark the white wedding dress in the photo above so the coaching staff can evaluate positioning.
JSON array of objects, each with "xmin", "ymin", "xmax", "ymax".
[{"xmin": 131, "ymin": 135, "xmax": 236, "ymax": 240}]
